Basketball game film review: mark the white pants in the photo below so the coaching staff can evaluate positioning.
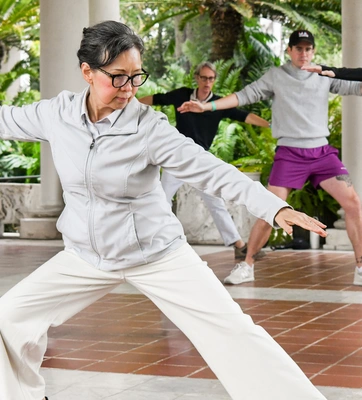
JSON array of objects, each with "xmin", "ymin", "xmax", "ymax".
[
  {"xmin": 161, "ymin": 171, "xmax": 241, "ymax": 246},
  {"xmin": 0, "ymin": 244, "xmax": 326, "ymax": 400}
]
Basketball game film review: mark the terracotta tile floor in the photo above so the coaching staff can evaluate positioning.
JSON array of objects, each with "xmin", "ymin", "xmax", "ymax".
[
  {"xmin": 32, "ymin": 247, "xmax": 362, "ymax": 389},
  {"xmin": 2, "ymin": 242, "xmax": 362, "ymax": 397}
]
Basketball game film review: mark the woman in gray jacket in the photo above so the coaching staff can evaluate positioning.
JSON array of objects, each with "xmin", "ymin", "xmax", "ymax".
[{"xmin": 0, "ymin": 21, "xmax": 327, "ymax": 400}]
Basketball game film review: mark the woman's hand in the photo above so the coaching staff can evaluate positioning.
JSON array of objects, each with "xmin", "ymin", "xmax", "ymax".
[
  {"xmin": 274, "ymin": 207, "xmax": 327, "ymax": 237},
  {"xmin": 177, "ymin": 100, "xmax": 206, "ymax": 114}
]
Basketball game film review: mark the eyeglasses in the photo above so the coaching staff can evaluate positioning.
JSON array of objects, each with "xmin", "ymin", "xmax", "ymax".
[
  {"xmin": 198, "ymin": 75, "xmax": 216, "ymax": 82},
  {"xmin": 97, "ymin": 67, "xmax": 149, "ymax": 88}
]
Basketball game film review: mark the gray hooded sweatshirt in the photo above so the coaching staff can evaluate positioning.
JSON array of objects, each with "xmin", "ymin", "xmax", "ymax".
[{"xmin": 235, "ymin": 61, "xmax": 362, "ymax": 148}]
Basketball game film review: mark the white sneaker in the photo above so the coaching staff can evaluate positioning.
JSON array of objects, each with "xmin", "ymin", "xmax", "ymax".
[
  {"xmin": 224, "ymin": 262, "xmax": 254, "ymax": 285},
  {"xmin": 353, "ymin": 267, "xmax": 362, "ymax": 286}
]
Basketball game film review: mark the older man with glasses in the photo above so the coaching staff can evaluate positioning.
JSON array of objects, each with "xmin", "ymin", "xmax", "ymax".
[{"xmin": 139, "ymin": 61, "xmax": 270, "ymax": 262}]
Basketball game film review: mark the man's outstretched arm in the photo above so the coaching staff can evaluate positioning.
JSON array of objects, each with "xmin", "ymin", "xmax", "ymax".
[
  {"xmin": 245, "ymin": 113, "xmax": 270, "ymax": 128},
  {"xmin": 177, "ymin": 93, "xmax": 239, "ymax": 113},
  {"xmin": 138, "ymin": 95, "xmax": 154, "ymax": 105}
]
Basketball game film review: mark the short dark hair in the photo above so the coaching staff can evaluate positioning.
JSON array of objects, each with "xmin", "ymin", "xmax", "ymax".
[{"xmin": 77, "ymin": 20, "xmax": 144, "ymax": 69}]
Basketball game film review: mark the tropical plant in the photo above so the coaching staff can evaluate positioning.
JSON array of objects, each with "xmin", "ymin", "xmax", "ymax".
[
  {"xmin": 0, "ymin": 0, "xmax": 41, "ymax": 181},
  {"xmin": 0, "ymin": 139, "xmax": 40, "ymax": 181},
  {"xmin": 132, "ymin": 0, "xmax": 341, "ymax": 63},
  {"xmin": 231, "ymin": 126, "xmax": 276, "ymax": 180},
  {"xmin": 212, "ymin": 59, "xmax": 243, "ymax": 95},
  {"xmin": 0, "ymin": 0, "xmax": 40, "ymax": 67}
]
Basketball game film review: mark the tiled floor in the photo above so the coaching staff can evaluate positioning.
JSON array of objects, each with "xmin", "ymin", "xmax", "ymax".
[{"xmin": 1, "ymin": 239, "xmax": 362, "ymax": 399}]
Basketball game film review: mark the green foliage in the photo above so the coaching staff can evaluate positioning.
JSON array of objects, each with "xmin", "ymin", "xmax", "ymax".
[
  {"xmin": 129, "ymin": 0, "xmax": 341, "ymax": 65},
  {"xmin": 213, "ymin": 59, "xmax": 243, "ymax": 95},
  {"xmin": 121, "ymin": 2, "xmax": 176, "ymax": 79},
  {"xmin": 327, "ymin": 95, "xmax": 342, "ymax": 150},
  {"xmin": 0, "ymin": 139, "xmax": 40, "ymax": 181},
  {"xmin": 0, "ymin": 0, "xmax": 41, "ymax": 181},
  {"xmin": 209, "ymin": 121, "xmax": 241, "ymax": 164},
  {"xmin": 155, "ymin": 63, "xmax": 191, "ymax": 91},
  {"xmin": 0, "ymin": 0, "xmax": 39, "ymax": 46},
  {"xmin": 137, "ymin": 63, "xmax": 195, "ymax": 126},
  {"xmin": 232, "ymin": 126, "xmax": 276, "ymax": 182},
  {"xmin": 181, "ymin": 13, "xmax": 212, "ymax": 67},
  {"xmin": 287, "ymin": 182, "xmax": 340, "ymax": 220}
]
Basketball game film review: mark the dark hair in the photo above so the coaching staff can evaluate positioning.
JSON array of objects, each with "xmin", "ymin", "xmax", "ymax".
[{"xmin": 77, "ymin": 20, "xmax": 144, "ymax": 69}]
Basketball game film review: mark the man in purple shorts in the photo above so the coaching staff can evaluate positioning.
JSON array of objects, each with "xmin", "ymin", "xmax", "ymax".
[
  {"xmin": 178, "ymin": 29, "xmax": 362, "ymax": 286},
  {"xmin": 270, "ymin": 146, "xmax": 348, "ymax": 189}
]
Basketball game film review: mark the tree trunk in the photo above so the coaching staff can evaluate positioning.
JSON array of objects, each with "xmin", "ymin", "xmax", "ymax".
[
  {"xmin": 207, "ymin": 1, "xmax": 243, "ymax": 61},
  {"xmin": 174, "ymin": 15, "xmax": 186, "ymax": 59}
]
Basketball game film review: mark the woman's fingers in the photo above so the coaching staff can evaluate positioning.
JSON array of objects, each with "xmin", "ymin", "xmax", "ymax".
[{"xmin": 275, "ymin": 208, "xmax": 327, "ymax": 237}]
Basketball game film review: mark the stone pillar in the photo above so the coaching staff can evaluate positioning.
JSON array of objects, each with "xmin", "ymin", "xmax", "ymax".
[
  {"xmin": 20, "ymin": 0, "xmax": 120, "ymax": 239},
  {"xmin": 20, "ymin": 0, "xmax": 89, "ymax": 239},
  {"xmin": 341, "ymin": 0, "xmax": 362, "ymax": 199},
  {"xmin": 324, "ymin": 0, "xmax": 362, "ymax": 250},
  {"xmin": 89, "ymin": 0, "xmax": 120, "ymax": 24}
]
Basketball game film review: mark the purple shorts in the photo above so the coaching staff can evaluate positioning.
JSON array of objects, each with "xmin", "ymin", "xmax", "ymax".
[{"xmin": 268, "ymin": 145, "xmax": 349, "ymax": 189}]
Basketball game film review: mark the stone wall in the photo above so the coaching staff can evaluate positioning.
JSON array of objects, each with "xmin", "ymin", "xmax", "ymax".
[
  {"xmin": 0, "ymin": 183, "xmax": 41, "ymax": 236},
  {"xmin": 176, "ymin": 173, "xmax": 260, "ymax": 245}
]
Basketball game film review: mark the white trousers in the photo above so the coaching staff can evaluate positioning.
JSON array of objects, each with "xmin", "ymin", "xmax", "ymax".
[
  {"xmin": 0, "ymin": 244, "xmax": 326, "ymax": 400},
  {"xmin": 161, "ymin": 171, "xmax": 241, "ymax": 246}
]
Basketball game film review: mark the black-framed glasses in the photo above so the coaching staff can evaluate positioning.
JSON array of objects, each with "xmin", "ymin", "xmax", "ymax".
[
  {"xmin": 97, "ymin": 67, "xmax": 149, "ymax": 88},
  {"xmin": 198, "ymin": 75, "xmax": 216, "ymax": 82}
]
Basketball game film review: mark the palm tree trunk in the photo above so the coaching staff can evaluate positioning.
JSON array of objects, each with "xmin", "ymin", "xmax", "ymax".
[{"xmin": 207, "ymin": 1, "xmax": 243, "ymax": 61}]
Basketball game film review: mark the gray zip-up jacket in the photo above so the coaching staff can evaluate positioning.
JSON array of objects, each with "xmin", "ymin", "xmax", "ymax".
[
  {"xmin": 0, "ymin": 89, "xmax": 288, "ymax": 271},
  {"xmin": 235, "ymin": 61, "xmax": 362, "ymax": 148}
]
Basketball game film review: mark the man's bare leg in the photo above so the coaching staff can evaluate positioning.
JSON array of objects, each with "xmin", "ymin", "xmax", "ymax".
[
  {"xmin": 244, "ymin": 220, "xmax": 273, "ymax": 266},
  {"xmin": 224, "ymin": 185, "xmax": 291, "ymax": 285},
  {"xmin": 320, "ymin": 176, "xmax": 362, "ymax": 275},
  {"xmin": 245, "ymin": 185, "xmax": 291, "ymax": 267}
]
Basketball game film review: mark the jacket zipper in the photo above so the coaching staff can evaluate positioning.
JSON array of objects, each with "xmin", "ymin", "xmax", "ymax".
[{"xmin": 85, "ymin": 137, "xmax": 100, "ymax": 267}]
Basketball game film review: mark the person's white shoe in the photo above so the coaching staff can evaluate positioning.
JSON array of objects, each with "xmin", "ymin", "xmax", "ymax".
[
  {"xmin": 353, "ymin": 267, "xmax": 362, "ymax": 286},
  {"xmin": 224, "ymin": 261, "xmax": 254, "ymax": 285}
]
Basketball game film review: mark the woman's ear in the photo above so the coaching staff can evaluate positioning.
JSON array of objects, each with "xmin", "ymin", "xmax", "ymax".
[{"xmin": 81, "ymin": 62, "xmax": 93, "ymax": 85}]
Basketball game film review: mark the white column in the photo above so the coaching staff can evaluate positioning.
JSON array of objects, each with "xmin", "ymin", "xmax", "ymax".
[
  {"xmin": 324, "ymin": 0, "xmax": 362, "ymax": 250},
  {"xmin": 341, "ymin": 0, "xmax": 362, "ymax": 199},
  {"xmin": 20, "ymin": 0, "xmax": 89, "ymax": 238},
  {"xmin": 89, "ymin": 0, "xmax": 120, "ymax": 25},
  {"xmin": 39, "ymin": 0, "xmax": 89, "ymax": 211},
  {"xmin": 21, "ymin": 0, "xmax": 120, "ymax": 239},
  {"xmin": 40, "ymin": 0, "xmax": 119, "ymax": 209}
]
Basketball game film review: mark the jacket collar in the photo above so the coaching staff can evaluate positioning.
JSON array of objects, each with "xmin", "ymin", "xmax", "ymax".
[
  {"xmin": 72, "ymin": 88, "xmax": 141, "ymax": 135},
  {"xmin": 115, "ymin": 96, "xmax": 141, "ymax": 134}
]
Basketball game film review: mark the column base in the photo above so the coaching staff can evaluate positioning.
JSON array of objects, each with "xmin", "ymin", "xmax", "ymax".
[
  {"xmin": 19, "ymin": 217, "xmax": 62, "ymax": 240},
  {"xmin": 323, "ymin": 228, "xmax": 353, "ymax": 251}
]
